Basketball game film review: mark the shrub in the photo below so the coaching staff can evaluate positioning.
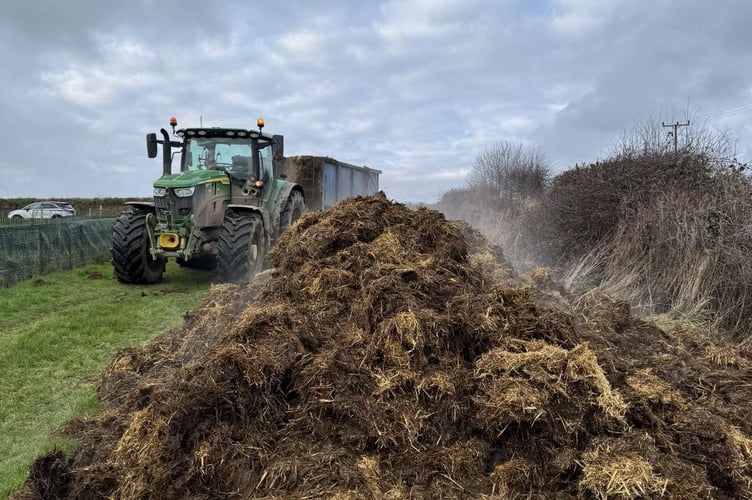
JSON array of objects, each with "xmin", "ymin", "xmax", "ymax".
[
  {"xmin": 545, "ymin": 151, "xmax": 716, "ymax": 259},
  {"xmin": 564, "ymin": 170, "xmax": 752, "ymax": 338}
]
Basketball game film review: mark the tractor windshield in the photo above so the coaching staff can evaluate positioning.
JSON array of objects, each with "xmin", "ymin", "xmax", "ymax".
[{"xmin": 184, "ymin": 137, "xmax": 254, "ymax": 180}]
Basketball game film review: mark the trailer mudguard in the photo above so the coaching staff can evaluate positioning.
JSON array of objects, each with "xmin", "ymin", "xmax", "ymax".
[{"xmin": 270, "ymin": 182, "xmax": 303, "ymax": 240}]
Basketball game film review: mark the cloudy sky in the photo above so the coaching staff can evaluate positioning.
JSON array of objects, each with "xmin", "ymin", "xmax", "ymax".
[{"xmin": 1, "ymin": 0, "xmax": 750, "ymax": 203}]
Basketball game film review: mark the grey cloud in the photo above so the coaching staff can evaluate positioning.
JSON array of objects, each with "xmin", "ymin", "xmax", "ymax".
[
  {"xmin": 1, "ymin": 0, "xmax": 751, "ymax": 201},
  {"xmin": 539, "ymin": 0, "xmax": 752, "ymax": 170}
]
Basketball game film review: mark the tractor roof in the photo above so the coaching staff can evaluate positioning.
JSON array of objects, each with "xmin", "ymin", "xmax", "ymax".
[{"xmin": 176, "ymin": 128, "xmax": 276, "ymax": 141}]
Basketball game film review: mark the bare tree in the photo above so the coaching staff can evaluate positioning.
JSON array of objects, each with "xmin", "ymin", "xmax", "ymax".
[{"xmin": 467, "ymin": 141, "xmax": 550, "ymax": 200}]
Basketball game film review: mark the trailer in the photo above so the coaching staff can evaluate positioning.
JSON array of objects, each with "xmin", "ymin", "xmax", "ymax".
[{"xmin": 284, "ymin": 156, "xmax": 382, "ymax": 211}]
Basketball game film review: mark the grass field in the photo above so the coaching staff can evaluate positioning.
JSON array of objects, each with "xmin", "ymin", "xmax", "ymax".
[{"xmin": 0, "ymin": 262, "xmax": 213, "ymax": 498}]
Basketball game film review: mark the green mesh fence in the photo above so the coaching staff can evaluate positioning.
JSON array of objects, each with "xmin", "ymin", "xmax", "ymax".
[{"xmin": 0, "ymin": 218, "xmax": 116, "ymax": 287}]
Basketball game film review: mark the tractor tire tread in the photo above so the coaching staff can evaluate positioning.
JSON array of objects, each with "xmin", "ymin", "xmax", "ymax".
[
  {"xmin": 217, "ymin": 211, "xmax": 266, "ymax": 284},
  {"xmin": 111, "ymin": 208, "xmax": 165, "ymax": 284}
]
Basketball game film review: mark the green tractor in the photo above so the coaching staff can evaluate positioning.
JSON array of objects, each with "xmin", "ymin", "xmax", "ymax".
[{"xmin": 111, "ymin": 118, "xmax": 305, "ymax": 284}]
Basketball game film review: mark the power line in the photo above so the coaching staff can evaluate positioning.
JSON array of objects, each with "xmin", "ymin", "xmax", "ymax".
[
  {"xmin": 713, "ymin": 107, "xmax": 752, "ymax": 120},
  {"xmin": 707, "ymin": 102, "xmax": 752, "ymax": 116},
  {"xmin": 703, "ymin": 102, "xmax": 752, "ymax": 121}
]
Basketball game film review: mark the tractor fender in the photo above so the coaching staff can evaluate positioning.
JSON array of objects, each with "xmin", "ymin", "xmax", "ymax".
[
  {"xmin": 270, "ymin": 182, "xmax": 304, "ymax": 238},
  {"xmin": 226, "ymin": 204, "xmax": 271, "ymax": 248},
  {"xmin": 124, "ymin": 201, "xmax": 155, "ymax": 211}
]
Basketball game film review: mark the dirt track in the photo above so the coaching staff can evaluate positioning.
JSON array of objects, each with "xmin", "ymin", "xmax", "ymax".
[{"xmin": 18, "ymin": 193, "xmax": 752, "ymax": 499}]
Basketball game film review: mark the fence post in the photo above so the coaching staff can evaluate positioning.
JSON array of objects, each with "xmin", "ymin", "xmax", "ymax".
[
  {"xmin": 37, "ymin": 228, "xmax": 43, "ymax": 274},
  {"xmin": 66, "ymin": 224, "xmax": 73, "ymax": 270},
  {"xmin": 79, "ymin": 225, "xmax": 84, "ymax": 266}
]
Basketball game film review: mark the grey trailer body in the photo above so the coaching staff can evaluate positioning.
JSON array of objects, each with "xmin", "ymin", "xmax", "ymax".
[{"xmin": 283, "ymin": 156, "xmax": 382, "ymax": 211}]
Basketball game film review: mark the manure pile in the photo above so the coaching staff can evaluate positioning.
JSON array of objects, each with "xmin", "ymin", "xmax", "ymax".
[{"xmin": 20, "ymin": 193, "xmax": 752, "ymax": 499}]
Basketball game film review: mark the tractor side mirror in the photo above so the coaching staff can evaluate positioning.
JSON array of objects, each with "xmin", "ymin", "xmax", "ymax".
[
  {"xmin": 146, "ymin": 133, "xmax": 158, "ymax": 158},
  {"xmin": 272, "ymin": 134, "xmax": 284, "ymax": 160}
]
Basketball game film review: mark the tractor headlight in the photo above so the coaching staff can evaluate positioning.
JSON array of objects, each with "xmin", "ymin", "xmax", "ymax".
[
  {"xmin": 174, "ymin": 187, "xmax": 195, "ymax": 197},
  {"xmin": 153, "ymin": 187, "xmax": 167, "ymax": 197}
]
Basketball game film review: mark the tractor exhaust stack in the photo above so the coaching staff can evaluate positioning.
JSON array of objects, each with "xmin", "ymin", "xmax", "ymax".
[{"xmin": 160, "ymin": 128, "xmax": 171, "ymax": 177}]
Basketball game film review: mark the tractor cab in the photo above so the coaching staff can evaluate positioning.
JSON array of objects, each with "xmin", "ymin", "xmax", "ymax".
[
  {"xmin": 179, "ymin": 128, "xmax": 259, "ymax": 183},
  {"xmin": 147, "ymin": 119, "xmax": 285, "ymax": 190}
]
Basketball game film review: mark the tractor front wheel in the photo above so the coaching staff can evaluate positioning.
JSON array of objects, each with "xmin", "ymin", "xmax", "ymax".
[
  {"xmin": 111, "ymin": 208, "xmax": 165, "ymax": 284},
  {"xmin": 217, "ymin": 211, "xmax": 267, "ymax": 284}
]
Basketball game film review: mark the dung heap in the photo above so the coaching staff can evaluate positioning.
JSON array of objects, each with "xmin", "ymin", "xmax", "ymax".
[{"xmin": 20, "ymin": 193, "xmax": 752, "ymax": 499}]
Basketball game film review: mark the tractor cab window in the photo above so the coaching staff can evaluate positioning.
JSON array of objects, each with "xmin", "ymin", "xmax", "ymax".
[
  {"xmin": 259, "ymin": 145, "xmax": 272, "ymax": 184},
  {"xmin": 184, "ymin": 138, "xmax": 253, "ymax": 182},
  {"xmin": 185, "ymin": 139, "xmax": 203, "ymax": 171}
]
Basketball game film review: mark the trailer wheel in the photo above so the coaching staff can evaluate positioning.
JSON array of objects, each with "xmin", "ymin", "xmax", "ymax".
[
  {"xmin": 111, "ymin": 208, "xmax": 165, "ymax": 284},
  {"xmin": 217, "ymin": 211, "xmax": 266, "ymax": 284},
  {"xmin": 279, "ymin": 190, "xmax": 306, "ymax": 236}
]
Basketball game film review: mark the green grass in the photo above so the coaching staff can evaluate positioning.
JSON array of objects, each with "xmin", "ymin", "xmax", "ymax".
[{"xmin": 0, "ymin": 262, "xmax": 213, "ymax": 498}]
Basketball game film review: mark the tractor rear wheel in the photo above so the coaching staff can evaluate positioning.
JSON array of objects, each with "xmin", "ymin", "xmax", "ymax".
[
  {"xmin": 111, "ymin": 208, "xmax": 165, "ymax": 284},
  {"xmin": 279, "ymin": 190, "xmax": 306, "ymax": 236},
  {"xmin": 217, "ymin": 211, "xmax": 266, "ymax": 284}
]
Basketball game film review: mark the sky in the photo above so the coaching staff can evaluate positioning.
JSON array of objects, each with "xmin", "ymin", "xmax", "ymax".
[{"xmin": 1, "ymin": 0, "xmax": 751, "ymax": 203}]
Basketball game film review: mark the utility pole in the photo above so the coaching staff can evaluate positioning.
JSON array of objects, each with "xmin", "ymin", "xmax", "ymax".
[{"xmin": 662, "ymin": 121, "xmax": 690, "ymax": 153}]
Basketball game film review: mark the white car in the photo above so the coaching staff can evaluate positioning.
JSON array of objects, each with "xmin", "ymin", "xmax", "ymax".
[{"xmin": 8, "ymin": 201, "xmax": 76, "ymax": 219}]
